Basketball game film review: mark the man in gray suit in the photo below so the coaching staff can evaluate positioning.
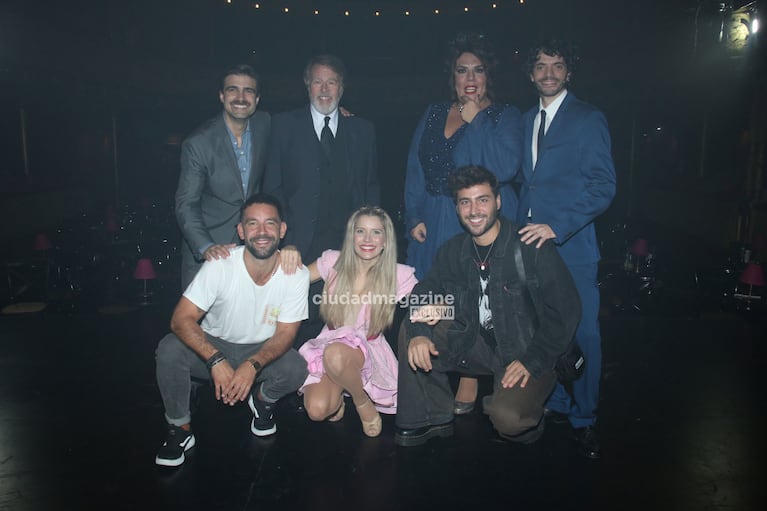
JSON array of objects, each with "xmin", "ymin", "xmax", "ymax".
[{"xmin": 176, "ymin": 64, "xmax": 271, "ymax": 289}]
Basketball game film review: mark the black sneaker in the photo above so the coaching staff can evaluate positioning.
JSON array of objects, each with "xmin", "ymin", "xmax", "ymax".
[
  {"xmin": 248, "ymin": 394, "xmax": 277, "ymax": 436},
  {"xmin": 155, "ymin": 425, "xmax": 196, "ymax": 467}
]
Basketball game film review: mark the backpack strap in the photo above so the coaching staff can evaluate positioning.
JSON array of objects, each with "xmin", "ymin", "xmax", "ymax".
[
  {"xmin": 512, "ymin": 238, "xmax": 540, "ymax": 301},
  {"xmin": 513, "ymin": 238, "xmax": 527, "ymax": 287}
]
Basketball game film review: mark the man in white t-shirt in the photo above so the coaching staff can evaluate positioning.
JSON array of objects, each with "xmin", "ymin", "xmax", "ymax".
[{"xmin": 155, "ymin": 193, "xmax": 309, "ymax": 467}]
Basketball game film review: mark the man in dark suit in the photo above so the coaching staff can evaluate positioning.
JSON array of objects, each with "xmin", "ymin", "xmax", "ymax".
[
  {"xmin": 263, "ymin": 54, "xmax": 379, "ymax": 345},
  {"xmin": 516, "ymin": 40, "xmax": 616, "ymax": 459},
  {"xmin": 176, "ymin": 64, "xmax": 271, "ymax": 289}
]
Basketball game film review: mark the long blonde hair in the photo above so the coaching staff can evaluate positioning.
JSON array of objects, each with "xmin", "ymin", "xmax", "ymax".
[{"xmin": 319, "ymin": 206, "xmax": 398, "ymax": 337}]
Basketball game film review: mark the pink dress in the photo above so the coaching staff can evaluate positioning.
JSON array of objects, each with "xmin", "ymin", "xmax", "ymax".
[{"xmin": 299, "ymin": 250, "xmax": 418, "ymax": 414}]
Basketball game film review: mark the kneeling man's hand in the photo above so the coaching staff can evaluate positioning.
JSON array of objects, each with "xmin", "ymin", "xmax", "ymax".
[
  {"xmin": 408, "ymin": 336, "xmax": 439, "ymax": 372},
  {"xmin": 501, "ymin": 360, "xmax": 530, "ymax": 389},
  {"xmin": 211, "ymin": 361, "xmax": 235, "ymax": 402},
  {"xmin": 221, "ymin": 362, "xmax": 258, "ymax": 405}
]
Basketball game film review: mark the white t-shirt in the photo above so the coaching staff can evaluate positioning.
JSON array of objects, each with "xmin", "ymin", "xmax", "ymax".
[{"xmin": 184, "ymin": 246, "xmax": 309, "ymax": 344}]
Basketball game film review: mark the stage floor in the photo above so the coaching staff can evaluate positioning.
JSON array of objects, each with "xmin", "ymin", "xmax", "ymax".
[{"xmin": 1, "ymin": 300, "xmax": 764, "ymax": 511}]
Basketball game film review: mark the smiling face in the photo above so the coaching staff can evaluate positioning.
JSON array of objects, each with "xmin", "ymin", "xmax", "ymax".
[
  {"xmin": 306, "ymin": 64, "xmax": 344, "ymax": 115},
  {"xmin": 219, "ymin": 73, "xmax": 259, "ymax": 123},
  {"xmin": 237, "ymin": 203, "xmax": 286, "ymax": 260},
  {"xmin": 455, "ymin": 183, "xmax": 501, "ymax": 243},
  {"xmin": 352, "ymin": 215, "xmax": 386, "ymax": 263},
  {"xmin": 454, "ymin": 52, "xmax": 488, "ymax": 104},
  {"xmin": 530, "ymin": 51, "xmax": 570, "ymax": 106}
]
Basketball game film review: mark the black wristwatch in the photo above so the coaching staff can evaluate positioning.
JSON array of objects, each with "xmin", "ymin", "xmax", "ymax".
[{"xmin": 248, "ymin": 358, "xmax": 262, "ymax": 372}]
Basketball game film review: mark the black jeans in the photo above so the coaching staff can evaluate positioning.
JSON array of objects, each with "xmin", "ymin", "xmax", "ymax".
[{"xmin": 396, "ymin": 320, "xmax": 557, "ymax": 442}]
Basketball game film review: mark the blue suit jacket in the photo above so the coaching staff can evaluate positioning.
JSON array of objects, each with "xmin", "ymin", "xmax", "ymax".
[{"xmin": 517, "ymin": 92, "xmax": 616, "ymax": 265}]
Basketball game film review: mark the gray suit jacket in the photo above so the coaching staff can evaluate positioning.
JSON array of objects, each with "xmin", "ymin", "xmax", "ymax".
[{"xmin": 175, "ymin": 111, "xmax": 271, "ymax": 288}]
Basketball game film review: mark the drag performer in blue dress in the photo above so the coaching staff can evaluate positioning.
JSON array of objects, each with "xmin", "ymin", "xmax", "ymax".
[{"xmin": 405, "ymin": 33, "xmax": 522, "ymax": 281}]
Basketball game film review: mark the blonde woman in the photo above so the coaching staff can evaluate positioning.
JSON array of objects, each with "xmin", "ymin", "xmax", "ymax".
[{"xmin": 299, "ymin": 207, "xmax": 417, "ymax": 437}]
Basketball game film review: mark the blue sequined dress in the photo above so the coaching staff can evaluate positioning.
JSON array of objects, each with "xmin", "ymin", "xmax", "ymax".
[{"xmin": 405, "ymin": 102, "xmax": 523, "ymax": 279}]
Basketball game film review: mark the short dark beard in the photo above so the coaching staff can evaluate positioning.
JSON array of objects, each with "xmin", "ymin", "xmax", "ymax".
[
  {"xmin": 245, "ymin": 238, "xmax": 279, "ymax": 260},
  {"xmin": 462, "ymin": 208, "xmax": 499, "ymax": 239}
]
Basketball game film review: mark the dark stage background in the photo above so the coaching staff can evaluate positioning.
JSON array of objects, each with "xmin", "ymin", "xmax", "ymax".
[{"xmin": 1, "ymin": 0, "xmax": 765, "ymax": 251}]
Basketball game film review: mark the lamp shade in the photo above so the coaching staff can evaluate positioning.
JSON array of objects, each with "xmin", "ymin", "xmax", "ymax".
[
  {"xmin": 105, "ymin": 217, "xmax": 119, "ymax": 233},
  {"xmin": 33, "ymin": 233, "xmax": 52, "ymax": 251},
  {"xmin": 105, "ymin": 206, "xmax": 119, "ymax": 233},
  {"xmin": 629, "ymin": 238, "xmax": 649, "ymax": 257},
  {"xmin": 739, "ymin": 263, "xmax": 765, "ymax": 287},
  {"xmin": 133, "ymin": 258, "xmax": 157, "ymax": 280}
]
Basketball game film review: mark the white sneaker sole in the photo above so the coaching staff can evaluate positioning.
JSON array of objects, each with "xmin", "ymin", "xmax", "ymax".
[
  {"xmin": 248, "ymin": 395, "xmax": 277, "ymax": 437},
  {"xmin": 155, "ymin": 433, "xmax": 196, "ymax": 467}
]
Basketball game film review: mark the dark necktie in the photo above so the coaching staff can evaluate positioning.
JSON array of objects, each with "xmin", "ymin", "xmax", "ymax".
[
  {"xmin": 320, "ymin": 116, "xmax": 333, "ymax": 157},
  {"xmin": 536, "ymin": 109, "xmax": 546, "ymax": 164}
]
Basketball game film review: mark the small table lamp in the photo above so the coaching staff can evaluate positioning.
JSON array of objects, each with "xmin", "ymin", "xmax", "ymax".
[
  {"xmin": 133, "ymin": 258, "xmax": 157, "ymax": 305},
  {"xmin": 628, "ymin": 238, "xmax": 650, "ymax": 274},
  {"xmin": 32, "ymin": 233, "xmax": 52, "ymax": 251},
  {"xmin": 105, "ymin": 208, "xmax": 119, "ymax": 234},
  {"xmin": 735, "ymin": 262, "xmax": 764, "ymax": 311},
  {"xmin": 630, "ymin": 238, "xmax": 649, "ymax": 257}
]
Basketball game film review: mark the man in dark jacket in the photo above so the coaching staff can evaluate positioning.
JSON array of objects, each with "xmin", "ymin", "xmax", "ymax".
[{"xmin": 395, "ymin": 165, "xmax": 581, "ymax": 446}]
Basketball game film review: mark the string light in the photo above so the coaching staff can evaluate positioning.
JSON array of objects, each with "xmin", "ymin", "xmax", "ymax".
[{"xmin": 223, "ymin": 2, "xmax": 530, "ymax": 17}]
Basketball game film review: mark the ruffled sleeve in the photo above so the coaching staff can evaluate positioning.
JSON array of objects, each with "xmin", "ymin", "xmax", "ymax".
[
  {"xmin": 316, "ymin": 249, "xmax": 341, "ymax": 281},
  {"xmin": 395, "ymin": 263, "xmax": 418, "ymax": 300}
]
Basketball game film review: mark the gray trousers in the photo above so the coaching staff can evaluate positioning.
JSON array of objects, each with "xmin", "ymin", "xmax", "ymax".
[
  {"xmin": 396, "ymin": 320, "xmax": 557, "ymax": 443},
  {"xmin": 156, "ymin": 332, "xmax": 308, "ymax": 426}
]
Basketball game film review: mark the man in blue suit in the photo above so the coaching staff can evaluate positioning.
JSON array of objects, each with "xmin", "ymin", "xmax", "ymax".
[{"xmin": 517, "ymin": 39, "xmax": 616, "ymax": 459}]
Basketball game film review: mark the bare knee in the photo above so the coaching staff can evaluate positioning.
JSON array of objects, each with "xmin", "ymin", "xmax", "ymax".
[
  {"xmin": 304, "ymin": 395, "xmax": 333, "ymax": 422},
  {"xmin": 322, "ymin": 343, "xmax": 356, "ymax": 377}
]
